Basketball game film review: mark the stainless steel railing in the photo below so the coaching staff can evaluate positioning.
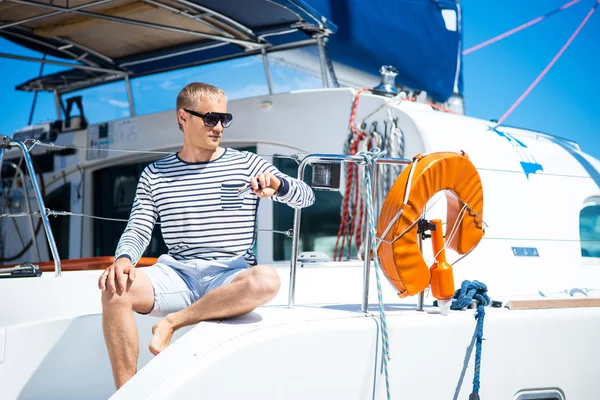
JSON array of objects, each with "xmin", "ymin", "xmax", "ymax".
[
  {"xmin": 1, "ymin": 136, "xmax": 62, "ymax": 276},
  {"xmin": 287, "ymin": 154, "xmax": 410, "ymax": 312}
]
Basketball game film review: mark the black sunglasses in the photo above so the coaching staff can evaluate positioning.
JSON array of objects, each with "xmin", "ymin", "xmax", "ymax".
[{"xmin": 184, "ymin": 109, "xmax": 233, "ymax": 128}]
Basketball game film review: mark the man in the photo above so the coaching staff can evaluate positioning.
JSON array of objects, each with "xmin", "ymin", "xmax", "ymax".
[{"xmin": 98, "ymin": 82, "xmax": 315, "ymax": 389}]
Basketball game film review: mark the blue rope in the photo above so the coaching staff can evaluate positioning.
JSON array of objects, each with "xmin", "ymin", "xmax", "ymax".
[
  {"xmin": 451, "ymin": 280, "xmax": 491, "ymax": 399},
  {"xmin": 357, "ymin": 148, "xmax": 391, "ymax": 400}
]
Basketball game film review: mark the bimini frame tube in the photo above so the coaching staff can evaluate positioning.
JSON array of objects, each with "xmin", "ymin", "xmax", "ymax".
[
  {"xmin": 316, "ymin": 35, "xmax": 329, "ymax": 88},
  {"xmin": 261, "ymin": 48, "xmax": 274, "ymax": 95},
  {"xmin": 288, "ymin": 154, "xmax": 410, "ymax": 311},
  {"xmin": 124, "ymin": 75, "xmax": 136, "ymax": 117},
  {"xmin": 1, "ymin": 137, "xmax": 62, "ymax": 276}
]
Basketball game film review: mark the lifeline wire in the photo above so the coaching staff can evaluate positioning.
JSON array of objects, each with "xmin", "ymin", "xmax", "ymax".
[
  {"xmin": 0, "ymin": 210, "xmax": 294, "ymax": 237},
  {"xmin": 22, "ymin": 139, "xmax": 305, "ymax": 160}
]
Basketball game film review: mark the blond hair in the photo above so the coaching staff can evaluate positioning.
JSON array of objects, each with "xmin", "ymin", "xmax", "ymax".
[{"xmin": 176, "ymin": 82, "xmax": 227, "ymax": 130}]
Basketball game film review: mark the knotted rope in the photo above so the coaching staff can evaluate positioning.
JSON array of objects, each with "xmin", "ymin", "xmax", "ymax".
[{"xmin": 451, "ymin": 280, "xmax": 491, "ymax": 400}]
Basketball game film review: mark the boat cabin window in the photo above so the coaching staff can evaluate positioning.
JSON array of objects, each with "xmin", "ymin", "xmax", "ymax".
[
  {"xmin": 513, "ymin": 389, "xmax": 564, "ymax": 400},
  {"xmin": 580, "ymin": 202, "xmax": 600, "ymax": 258},
  {"xmin": 93, "ymin": 146, "xmax": 259, "ymax": 258},
  {"xmin": 273, "ymin": 156, "xmax": 343, "ymax": 261},
  {"xmin": 45, "ymin": 182, "xmax": 71, "ymax": 260},
  {"xmin": 93, "ymin": 161, "xmax": 167, "ymax": 258},
  {"xmin": 0, "ymin": 178, "xmax": 70, "ymax": 263}
]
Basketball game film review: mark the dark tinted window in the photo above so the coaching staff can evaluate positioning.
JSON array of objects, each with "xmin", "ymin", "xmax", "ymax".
[
  {"xmin": 94, "ymin": 146, "xmax": 257, "ymax": 259},
  {"xmin": 93, "ymin": 161, "xmax": 167, "ymax": 258},
  {"xmin": 273, "ymin": 156, "xmax": 343, "ymax": 261},
  {"xmin": 580, "ymin": 204, "xmax": 600, "ymax": 257},
  {"xmin": 45, "ymin": 182, "xmax": 71, "ymax": 260}
]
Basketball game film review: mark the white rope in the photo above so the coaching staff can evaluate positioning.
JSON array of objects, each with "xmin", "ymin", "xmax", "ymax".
[
  {"xmin": 375, "ymin": 184, "xmax": 445, "ymax": 251},
  {"xmin": 360, "ymin": 93, "xmax": 405, "ymax": 124},
  {"xmin": 433, "ymin": 203, "xmax": 468, "ymax": 261},
  {"xmin": 375, "ymin": 189, "xmax": 487, "ymax": 253}
]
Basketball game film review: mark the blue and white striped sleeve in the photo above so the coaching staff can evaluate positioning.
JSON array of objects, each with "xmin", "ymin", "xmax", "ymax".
[
  {"xmin": 247, "ymin": 153, "xmax": 315, "ymax": 209},
  {"xmin": 114, "ymin": 166, "xmax": 158, "ymax": 265}
]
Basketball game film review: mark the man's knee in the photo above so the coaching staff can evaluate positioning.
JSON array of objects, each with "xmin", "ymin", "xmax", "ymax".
[
  {"xmin": 101, "ymin": 288, "xmax": 133, "ymax": 310},
  {"xmin": 101, "ymin": 271, "xmax": 155, "ymax": 313},
  {"xmin": 247, "ymin": 265, "xmax": 280, "ymax": 300}
]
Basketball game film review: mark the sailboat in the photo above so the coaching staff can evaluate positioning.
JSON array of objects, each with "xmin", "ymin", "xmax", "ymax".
[{"xmin": 0, "ymin": 0, "xmax": 598, "ymax": 399}]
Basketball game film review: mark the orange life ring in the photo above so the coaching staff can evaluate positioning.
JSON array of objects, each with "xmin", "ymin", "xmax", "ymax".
[{"xmin": 376, "ymin": 151, "xmax": 485, "ymax": 297}]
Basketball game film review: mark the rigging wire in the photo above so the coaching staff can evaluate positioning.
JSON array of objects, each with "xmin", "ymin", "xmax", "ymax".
[
  {"xmin": 496, "ymin": 0, "xmax": 599, "ymax": 125},
  {"xmin": 463, "ymin": 0, "xmax": 583, "ymax": 55}
]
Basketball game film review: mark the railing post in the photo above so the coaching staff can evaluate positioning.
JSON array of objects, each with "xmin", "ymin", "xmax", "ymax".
[
  {"xmin": 361, "ymin": 162, "xmax": 378, "ymax": 313},
  {"xmin": 416, "ymin": 226, "xmax": 425, "ymax": 311},
  {"xmin": 288, "ymin": 158, "xmax": 310, "ymax": 308},
  {"xmin": 287, "ymin": 154, "xmax": 410, "ymax": 310},
  {"xmin": 7, "ymin": 139, "xmax": 62, "ymax": 276}
]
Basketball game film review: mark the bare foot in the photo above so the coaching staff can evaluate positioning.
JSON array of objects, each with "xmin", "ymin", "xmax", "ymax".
[{"xmin": 149, "ymin": 318, "xmax": 174, "ymax": 355}]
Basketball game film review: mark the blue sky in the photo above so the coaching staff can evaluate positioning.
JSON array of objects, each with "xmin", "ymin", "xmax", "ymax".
[
  {"xmin": 0, "ymin": 0, "xmax": 598, "ymax": 158},
  {"xmin": 462, "ymin": 0, "xmax": 599, "ymax": 157}
]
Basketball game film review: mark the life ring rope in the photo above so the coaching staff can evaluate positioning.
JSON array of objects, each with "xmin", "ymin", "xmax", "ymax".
[
  {"xmin": 376, "ymin": 152, "xmax": 486, "ymax": 297},
  {"xmin": 376, "ymin": 190, "xmax": 480, "ymax": 251}
]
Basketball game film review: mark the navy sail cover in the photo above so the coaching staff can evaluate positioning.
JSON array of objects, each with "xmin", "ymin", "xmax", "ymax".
[{"xmin": 307, "ymin": 0, "xmax": 463, "ymax": 101}]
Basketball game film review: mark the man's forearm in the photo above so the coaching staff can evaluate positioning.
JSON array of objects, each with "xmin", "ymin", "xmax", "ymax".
[{"xmin": 274, "ymin": 177, "xmax": 315, "ymax": 208}]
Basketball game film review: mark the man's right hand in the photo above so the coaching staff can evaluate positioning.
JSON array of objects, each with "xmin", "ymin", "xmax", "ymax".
[{"xmin": 99, "ymin": 257, "xmax": 137, "ymax": 293}]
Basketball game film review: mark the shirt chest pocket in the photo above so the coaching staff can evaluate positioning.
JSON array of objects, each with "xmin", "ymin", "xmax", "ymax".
[{"xmin": 220, "ymin": 183, "xmax": 244, "ymax": 210}]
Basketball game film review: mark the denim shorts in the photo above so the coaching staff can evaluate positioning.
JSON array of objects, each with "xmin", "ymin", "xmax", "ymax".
[{"xmin": 140, "ymin": 254, "xmax": 249, "ymax": 317}]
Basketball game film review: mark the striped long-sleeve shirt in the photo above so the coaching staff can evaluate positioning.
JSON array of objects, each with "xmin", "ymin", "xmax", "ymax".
[{"xmin": 115, "ymin": 149, "xmax": 315, "ymax": 266}]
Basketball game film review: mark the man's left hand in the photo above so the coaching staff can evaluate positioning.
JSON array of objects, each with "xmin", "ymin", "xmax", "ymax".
[{"xmin": 242, "ymin": 172, "xmax": 282, "ymax": 198}]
